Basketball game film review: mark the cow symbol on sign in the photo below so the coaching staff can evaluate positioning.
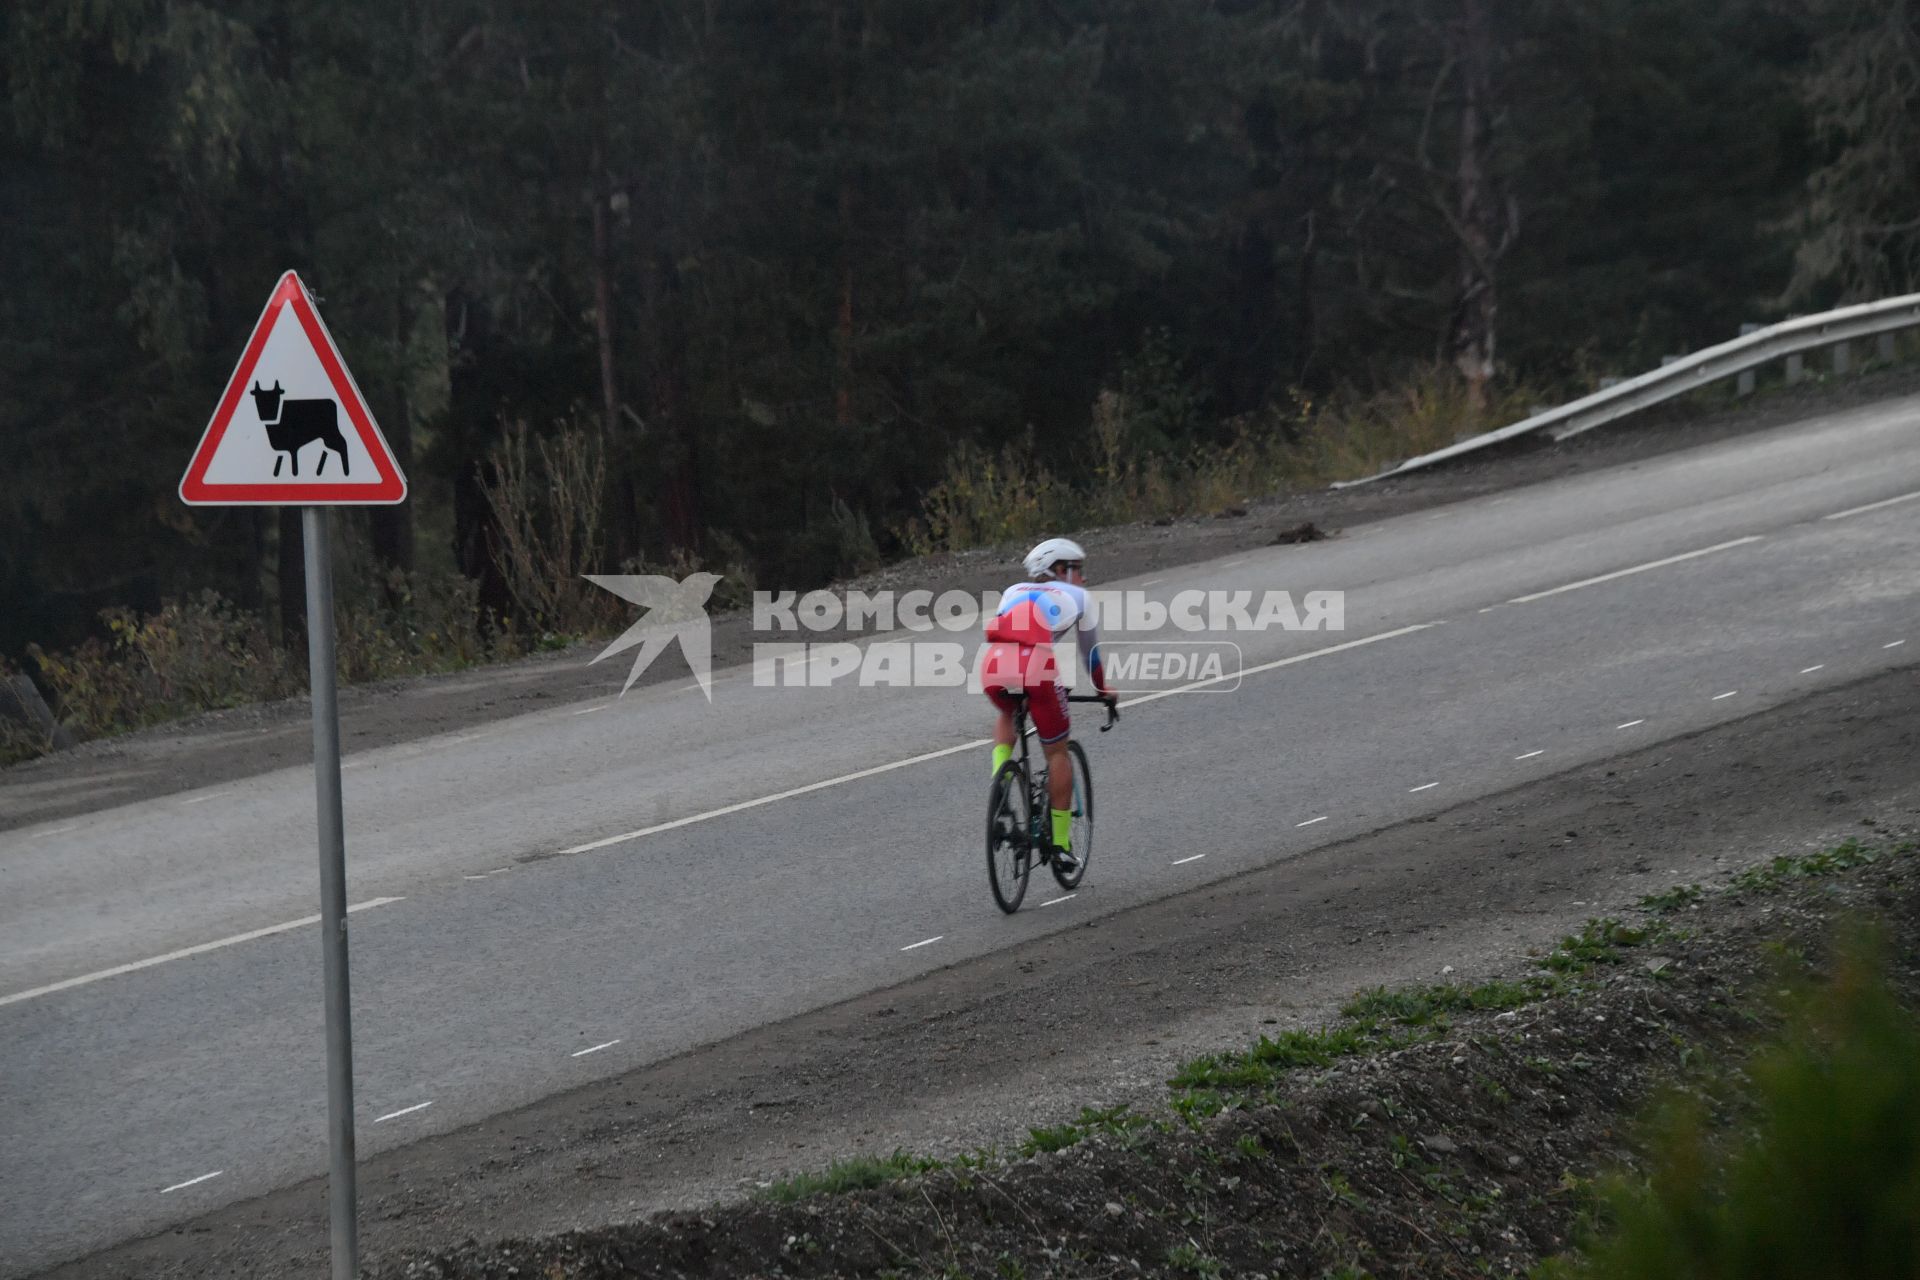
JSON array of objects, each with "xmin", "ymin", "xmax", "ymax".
[{"xmin": 248, "ymin": 380, "xmax": 350, "ymax": 478}]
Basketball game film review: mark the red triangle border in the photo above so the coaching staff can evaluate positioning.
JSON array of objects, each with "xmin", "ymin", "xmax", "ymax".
[{"xmin": 179, "ymin": 271, "xmax": 408, "ymax": 506}]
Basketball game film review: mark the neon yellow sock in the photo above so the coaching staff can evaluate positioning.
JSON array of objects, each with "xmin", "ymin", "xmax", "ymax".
[
  {"xmin": 1051, "ymin": 807, "xmax": 1072, "ymax": 852},
  {"xmin": 991, "ymin": 743, "xmax": 1012, "ymax": 775}
]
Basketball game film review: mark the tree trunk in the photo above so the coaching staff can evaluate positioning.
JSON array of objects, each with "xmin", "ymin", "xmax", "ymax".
[
  {"xmin": 591, "ymin": 141, "xmax": 620, "ymax": 444},
  {"xmin": 277, "ymin": 508, "xmax": 306, "ymax": 646},
  {"xmin": 644, "ymin": 249, "xmax": 700, "ymax": 553},
  {"xmin": 1447, "ymin": 0, "xmax": 1504, "ymax": 411},
  {"xmin": 369, "ymin": 287, "xmax": 415, "ymax": 592}
]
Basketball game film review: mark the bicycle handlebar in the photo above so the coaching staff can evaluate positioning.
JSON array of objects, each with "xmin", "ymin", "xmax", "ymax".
[{"xmin": 1066, "ymin": 692, "xmax": 1120, "ymax": 732}]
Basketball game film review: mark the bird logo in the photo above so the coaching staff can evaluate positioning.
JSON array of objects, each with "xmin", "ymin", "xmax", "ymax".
[{"xmin": 585, "ymin": 572, "xmax": 723, "ymax": 698}]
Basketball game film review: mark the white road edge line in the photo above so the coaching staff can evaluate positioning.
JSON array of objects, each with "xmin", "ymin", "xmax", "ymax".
[
  {"xmin": 900, "ymin": 936, "xmax": 943, "ymax": 952},
  {"xmin": 180, "ymin": 793, "xmax": 224, "ymax": 806},
  {"xmin": 0, "ymin": 897, "xmax": 405, "ymax": 1008},
  {"xmin": 31, "ymin": 824, "xmax": 79, "ymax": 840},
  {"xmin": 558, "ymin": 622, "xmax": 1440, "ymax": 856},
  {"xmin": 1801, "ymin": 665, "xmax": 1825, "ymax": 674},
  {"xmin": 374, "ymin": 1101, "xmax": 433, "ymax": 1124},
  {"xmin": 1617, "ymin": 719, "xmax": 1646, "ymax": 729},
  {"xmin": 1119, "ymin": 622, "xmax": 1438, "ymax": 710},
  {"xmin": 1514, "ymin": 750, "xmax": 1545, "ymax": 760},
  {"xmin": 1409, "ymin": 782, "xmax": 1438, "ymax": 793},
  {"xmin": 161, "ymin": 1171, "xmax": 223, "ymax": 1194},
  {"xmin": 1712, "ymin": 691, "xmax": 1738, "ymax": 700},
  {"xmin": 1296, "ymin": 815, "xmax": 1329, "ymax": 827},
  {"xmin": 1138, "ymin": 577, "xmax": 1164, "ymax": 587},
  {"xmin": 571, "ymin": 1040, "xmax": 621, "ymax": 1058},
  {"xmin": 1824, "ymin": 490, "xmax": 1920, "ymax": 521},
  {"xmin": 1172, "ymin": 854, "xmax": 1207, "ymax": 865},
  {"xmin": 571, "ymin": 704, "xmax": 607, "ymax": 716},
  {"xmin": 1040, "ymin": 894, "xmax": 1076, "ymax": 907},
  {"xmin": 1508, "ymin": 535, "xmax": 1763, "ymax": 605}
]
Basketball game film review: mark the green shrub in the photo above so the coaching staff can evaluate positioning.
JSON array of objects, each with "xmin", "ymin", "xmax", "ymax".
[
  {"xmin": 29, "ymin": 592, "xmax": 299, "ymax": 738},
  {"xmin": 1564, "ymin": 927, "xmax": 1920, "ymax": 1279}
]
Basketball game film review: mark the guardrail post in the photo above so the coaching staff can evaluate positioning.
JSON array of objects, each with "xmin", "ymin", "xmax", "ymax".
[
  {"xmin": 1737, "ymin": 324, "xmax": 1760, "ymax": 395},
  {"xmin": 1879, "ymin": 332, "xmax": 1897, "ymax": 363},
  {"xmin": 1832, "ymin": 340, "xmax": 1851, "ymax": 376},
  {"xmin": 1785, "ymin": 351, "xmax": 1803, "ymax": 384}
]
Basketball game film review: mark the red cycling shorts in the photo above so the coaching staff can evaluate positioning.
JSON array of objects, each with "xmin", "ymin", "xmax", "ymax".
[{"xmin": 982, "ymin": 640, "xmax": 1071, "ymax": 744}]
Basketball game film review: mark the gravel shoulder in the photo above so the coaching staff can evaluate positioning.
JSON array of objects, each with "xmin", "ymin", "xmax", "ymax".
[
  {"xmin": 7, "ymin": 364, "xmax": 1920, "ymax": 832},
  {"xmin": 32, "ymin": 663, "xmax": 1920, "ymax": 1279}
]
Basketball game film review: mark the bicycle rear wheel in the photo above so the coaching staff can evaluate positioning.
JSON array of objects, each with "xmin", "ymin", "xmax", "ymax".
[
  {"xmin": 1051, "ymin": 739, "xmax": 1094, "ymax": 890},
  {"xmin": 987, "ymin": 761, "xmax": 1032, "ymax": 913}
]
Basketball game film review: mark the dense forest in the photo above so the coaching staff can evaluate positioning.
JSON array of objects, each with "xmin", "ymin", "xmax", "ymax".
[{"xmin": 3, "ymin": 0, "xmax": 1915, "ymax": 663}]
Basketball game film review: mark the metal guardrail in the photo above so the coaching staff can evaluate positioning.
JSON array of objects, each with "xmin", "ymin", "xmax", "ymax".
[{"xmin": 1331, "ymin": 293, "xmax": 1920, "ymax": 488}]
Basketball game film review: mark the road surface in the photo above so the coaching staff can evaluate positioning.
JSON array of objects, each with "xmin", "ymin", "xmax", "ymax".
[{"xmin": 2, "ymin": 393, "xmax": 1917, "ymax": 1275}]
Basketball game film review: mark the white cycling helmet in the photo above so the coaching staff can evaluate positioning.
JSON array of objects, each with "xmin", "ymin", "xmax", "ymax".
[{"xmin": 1023, "ymin": 536, "xmax": 1087, "ymax": 581}]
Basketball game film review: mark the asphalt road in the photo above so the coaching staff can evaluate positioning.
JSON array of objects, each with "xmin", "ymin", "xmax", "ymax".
[{"xmin": 2, "ymin": 393, "xmax": 1917, "ymax": 1275}]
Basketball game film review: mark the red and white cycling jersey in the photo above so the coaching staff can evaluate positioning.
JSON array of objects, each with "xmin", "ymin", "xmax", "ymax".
[{"xmin": 982, "ymin": 580, "xmax": 1109, "ymax": 694}]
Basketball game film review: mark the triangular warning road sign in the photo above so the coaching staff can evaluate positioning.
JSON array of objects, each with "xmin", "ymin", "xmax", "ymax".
[{"xmin": 180, "ymin": 271, "xmax": 407, "ymax": 506}]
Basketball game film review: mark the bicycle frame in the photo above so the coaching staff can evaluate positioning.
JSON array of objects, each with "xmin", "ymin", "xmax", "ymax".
[{"xmin": 1002, "ymin": 692, "xmax": 1115, "ymax": 857}]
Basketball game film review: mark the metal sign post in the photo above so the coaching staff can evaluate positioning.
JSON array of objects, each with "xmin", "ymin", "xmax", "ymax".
[
  {"xmin": 302, "ymin": 506, "xmax": 358, "ymax": 1280},
  {"xmin": 181, "ymin": 272, "xmax": 406, "ymax": 1280}
]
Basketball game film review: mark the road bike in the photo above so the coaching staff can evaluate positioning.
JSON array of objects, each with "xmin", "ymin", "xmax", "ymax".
[{"xmin": 986, "ymin": 692, "xmax": 1117, "ymax": 913}]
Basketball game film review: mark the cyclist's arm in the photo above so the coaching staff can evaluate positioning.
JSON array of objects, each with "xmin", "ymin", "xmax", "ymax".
[{"xmin": 1076, "ymin": 612, "xmax": 1113, "ymax": 700}]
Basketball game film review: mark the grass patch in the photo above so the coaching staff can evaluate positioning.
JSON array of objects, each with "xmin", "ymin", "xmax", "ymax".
[
  {"xmin": 760, "ymin": 1149, "xmax": 943, "ymax": 1203},
  {"xmin": 1729, "ymin": 837, "xmax": 1907, "ymax": 894},
  {"xmin": 1342, "ymin": 978, "xmax": 1546, "ymax": 1026},
  {"xmin": 1638, "ymin": 884, "xmax": 1704, "ymax": 914},
  {"xmin": 1539, "ymin": 919, "xmax": 1651, "ymax": 974},
  {"xmin": 1171, "ymin": 1021, "xmax": 1433, "ymax": 1092},
  {"xmin": 1017, "ymin": 1103, "xmax": 1150, "ymax": 1156}
]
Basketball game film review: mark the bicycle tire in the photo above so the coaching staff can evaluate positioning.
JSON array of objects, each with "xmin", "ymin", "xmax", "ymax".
[
  {"xmin": 986, "ymin": 761, "xmax": 1032, "ymax": 913},
  {"xmin": 1051, "ymin": 739, "xmax": 1094, "ymax": 890}
]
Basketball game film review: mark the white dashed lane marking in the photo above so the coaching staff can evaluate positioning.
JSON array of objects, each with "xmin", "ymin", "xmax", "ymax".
[
  {"xmin": 571, "ymin": 1040, "xmax": 621, "ymax": 1058},
  {"xmin": 374, "ymin": 1101, "xmax": 432, "ymax": 1124},
  {"xmin": 1040, "ymin": 894, "xmax": 1076, "ymax": 907},
  {"xmin": 1887, "ymin": 640, "xmax": 1907, "ymax": 650},
  {"xmin": 1409, "ymin": 782, "xmax": 1438, "ymax": 793},
  {"xmin": 1296, "ymin": 815, "xmax": 1328, "ymax": 827},
  {"xmin": 1712, "ymin": 691, "xmax": 1738, "ymax": 701},
  {"xmin": 1172, "ymin": 854, "xmax": 1206, "ymax": 866},
  {"xmin": 1508, "ymin": 535, "xmax": 1763, "ymax": 605},
  {"xmin": 1824, "ymin": 490, "xmax": 1920, "ymax": 521},
  {"xmin": 161, "ymin": 1171, "xmax": 222, "ymax": 1194},
  {"xmin": 0, "ymin": 897, "xmax": 406, "ymax": 1009},
  {"xmin": 1514, "ymin": 750, "xmax": 1545, "ymax": 760},
  {"xmin": 1801, "ymin": 665, "xmax": 1825, "ymax": 674},
  {"xmin": 900, "ymin": 936, "xmax": 943, "ymax": 952},
  {"xmin": 1617, "ymin": 719, "xmax": 1646, "ymax": 730}
]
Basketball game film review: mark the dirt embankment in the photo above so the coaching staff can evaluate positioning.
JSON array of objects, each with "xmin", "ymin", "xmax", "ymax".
[{"xmin": 388, "ymin": 841, "xmax": 1919, "ymax": 1280}]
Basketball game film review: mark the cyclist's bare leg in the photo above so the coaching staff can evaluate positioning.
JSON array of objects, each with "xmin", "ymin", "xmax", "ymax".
[
  {"xmin": 1043, "ymin": 738, "xmax": 1072, "ymax": 810},
  {"xmin": 994, "ymin": 709, "xmax": 1015, "ymax": 748}
]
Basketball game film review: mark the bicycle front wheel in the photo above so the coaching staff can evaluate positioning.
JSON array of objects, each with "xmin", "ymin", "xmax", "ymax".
[
  {"xmin": 1051, "ymin": 739, "xmax": 1094, "ymax": 890},
  {"xmin": 987, "ymin": 761, "xmax": 1032, "ymax": 913}
]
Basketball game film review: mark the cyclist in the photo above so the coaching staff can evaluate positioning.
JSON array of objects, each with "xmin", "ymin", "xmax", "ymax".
[{"xmin": 982, "ymin": 536, "xmax": 1117, "ymax": 872}]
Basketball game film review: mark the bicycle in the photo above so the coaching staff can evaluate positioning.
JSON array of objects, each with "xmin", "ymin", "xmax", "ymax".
[{"xmin": 986, "ymin": 692, "xmax": 1118, "ymax": 913}]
